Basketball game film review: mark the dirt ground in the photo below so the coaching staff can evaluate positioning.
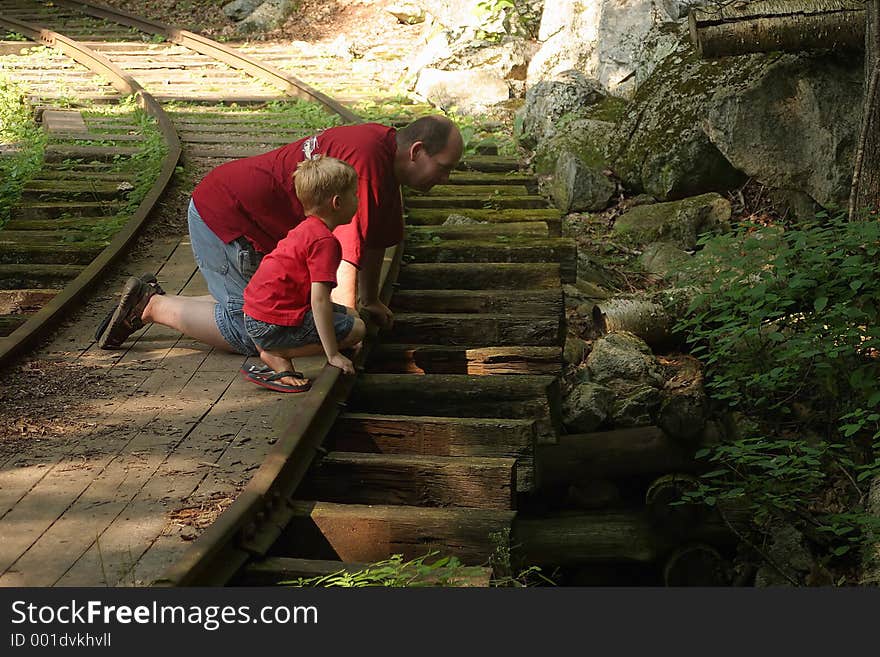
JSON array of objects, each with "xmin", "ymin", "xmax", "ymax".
[{"xmin": 99, "ymin": 0, "xmax": 420, "ymax": 48}]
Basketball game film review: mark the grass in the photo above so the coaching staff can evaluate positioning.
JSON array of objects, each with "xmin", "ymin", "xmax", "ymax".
[{"xmin": 0, "ymin": 75, "xmax": 47, "ymax": 229}]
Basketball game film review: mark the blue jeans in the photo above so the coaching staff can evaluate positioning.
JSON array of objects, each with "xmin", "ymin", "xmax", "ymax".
[
  {"xmin": 187, "ymin": 199, "xmax": 262, "ymax": 356},
  {"xmin": 245, "ymin": 305, "xmax": 355, "ymax": 352}
]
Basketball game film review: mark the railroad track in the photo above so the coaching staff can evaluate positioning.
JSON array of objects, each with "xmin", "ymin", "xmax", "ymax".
[{"xmin": 0, "ymin": 1, "xmax": 728, "ymax": 587}]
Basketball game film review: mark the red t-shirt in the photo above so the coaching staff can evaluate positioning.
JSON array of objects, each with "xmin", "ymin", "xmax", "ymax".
[
  {"xmin": 243, "ymin": 216, "xmax": 341, "ymax": 326},
  {"xmin": 191, "ymin": 123, "xmax": 402, "ymax": 267}
]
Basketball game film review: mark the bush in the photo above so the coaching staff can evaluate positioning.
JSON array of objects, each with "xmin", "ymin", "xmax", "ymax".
[
  {"xmin": 0, "ymin": 75, "xmax": 46, "ymax": 228},
  {"xmin": 675, "ymin": 213, "xmax": 880, "ymax": 575}
]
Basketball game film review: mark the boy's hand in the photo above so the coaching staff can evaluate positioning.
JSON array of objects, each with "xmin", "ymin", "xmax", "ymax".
[
  {"xmin": 362, "ymin": 300, "xmax": 394, "ymax": 330},
  {"xmin": 328, "ymin": 352, "xmax": 354, "ymax": 374}
]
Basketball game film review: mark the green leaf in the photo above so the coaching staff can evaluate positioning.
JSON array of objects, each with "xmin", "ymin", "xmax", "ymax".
[{"xmin": 814, "ymin": 296, "xmax": 828, "ymax": 312}]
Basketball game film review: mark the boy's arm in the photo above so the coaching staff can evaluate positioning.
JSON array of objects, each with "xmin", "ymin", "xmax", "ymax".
[{"xmin": 311, "ymin": 282, "xmax": 354, "ymax": 374}]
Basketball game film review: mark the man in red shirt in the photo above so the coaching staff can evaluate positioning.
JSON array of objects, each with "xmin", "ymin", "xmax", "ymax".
[{"xmin": 96, "ymin": 115, "xmax": 463, "ymax": 355}]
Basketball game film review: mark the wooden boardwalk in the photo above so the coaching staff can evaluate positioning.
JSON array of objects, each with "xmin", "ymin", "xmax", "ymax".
[{"xmin": 0, "ymin": 232, "xmax": 335, "ymax": 586}]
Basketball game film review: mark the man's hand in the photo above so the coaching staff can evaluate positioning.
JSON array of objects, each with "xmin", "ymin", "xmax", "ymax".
[
  {"xmin": 328, "ymin": 352, "xmax": 355, "ymax": 374},
  {"xmin": 361, "ymin": 300, "xmax": 394, "ymax": 330}
]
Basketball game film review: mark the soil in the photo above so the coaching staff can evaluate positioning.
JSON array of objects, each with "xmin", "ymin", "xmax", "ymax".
[{"xmin": 99, "ymin": 0, "xmax": 421, "ymax": 49}]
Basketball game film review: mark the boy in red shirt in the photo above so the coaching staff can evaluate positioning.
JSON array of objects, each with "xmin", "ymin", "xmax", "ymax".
[{"xmin": 241, "ymin": 156, "xmax": 366, "ymax": 393}]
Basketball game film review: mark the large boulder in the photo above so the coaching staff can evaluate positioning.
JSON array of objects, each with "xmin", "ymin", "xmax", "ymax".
[
  {"xmin": 527, "ymin": 0, "xmax": 682, "ymax": 98},
  {"xmin": 562, "ymin": 381, "xmax": 615, "ymax": 432},
  {"xmin": 532, "ymin": 112, "xmax": 621, "ymax": 176},
  {"xmin": 549, "ymin": 150, "xmax": 616, "ymax": 212},
  {"xmin": 414, "ymin": 68, "xmax": 510, "ymax": 113},
  {"xmin": 222, "ymin": 0, "xmax": 263, "ymax": 21},
  {"xmin": 608, "ymin": 37, "xmax": 862, "ymax": 204},
  {"xmin": 234, "ymin": 0, "xmax": 296, "ymax": 32},
  {"xmin": 587, "ymin": 332, "xmax": 664, "ymax": 387},
  {"xmin": 517, "ymin": 69, "xmax": 607, "ymax": 149},
  {"xmin": 613, "ymin": 192, "xmax": 731, "ymax": 250},
  {"xmin": 704, "ymin": 52, "xmax": 862, "ymax": 209}
]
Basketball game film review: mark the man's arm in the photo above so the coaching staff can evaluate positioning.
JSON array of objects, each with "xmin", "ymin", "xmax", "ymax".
[
  {"xmin": 311, "ymin": 282, "xmax": 354, "ymax": 373},
  {"xmin": 358, "ymin": 245, "xmax": 394, "ymax": 329}
]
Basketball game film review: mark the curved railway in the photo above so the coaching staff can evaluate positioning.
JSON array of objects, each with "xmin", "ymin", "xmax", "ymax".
[{"xmin": 0, "ymin": 1, "xmax": 729, "ymax": 587}]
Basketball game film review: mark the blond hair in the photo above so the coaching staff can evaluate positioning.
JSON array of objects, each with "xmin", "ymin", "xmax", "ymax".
[{"xmin": 293, "ymin": 155, "xmax": 357, "ymax": 213}]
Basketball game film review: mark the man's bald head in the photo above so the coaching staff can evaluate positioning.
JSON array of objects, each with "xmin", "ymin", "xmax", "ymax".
[{"xmin": 395, "ymin": 115, "xmax": 463, "ymax": 192}]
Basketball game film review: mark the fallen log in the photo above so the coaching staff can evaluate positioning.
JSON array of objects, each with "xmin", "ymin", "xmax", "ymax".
[{"xmin": 689, "ymin": 0, "xmax": 865, "ymax": 58}]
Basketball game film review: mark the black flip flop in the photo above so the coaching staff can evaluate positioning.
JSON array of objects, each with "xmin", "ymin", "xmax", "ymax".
[{"xmin": 240, "ymin": 365, "xmax": 311, "ymax": 393}]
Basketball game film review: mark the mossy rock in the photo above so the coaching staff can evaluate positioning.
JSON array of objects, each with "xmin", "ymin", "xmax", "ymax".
[
  {"xmin": 613, "ymin": 192, "xmax": 731, "ymax": 250},
  {"xmin": 533, "ymin": 116, "xmax": 615, "ymax": 176},
  {"xmin": 606, "ymin": 36, "xmax": 788, "ymax": 200}
]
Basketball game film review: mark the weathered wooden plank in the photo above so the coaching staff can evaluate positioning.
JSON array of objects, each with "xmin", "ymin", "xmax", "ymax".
[
  {"xmin": 404, "ymin": 238, "xmax": 576, "ymax": 283},
  {"xmin": 390, "ymin": 288, "xmax": 562, "ymax": 315},
  {"xmin": 329, "ymin": 413, "xmax": 536, "ymax": 491},
  {"xmin": 298, "ymin": 452, "xmax": 516, "ymax": 509},
  {"xmin": 406, "ymin": 221, "xmax": 549, "ymax": 241},
  {"xmin": 405, "ymin": 207, "xmax": 561, "ymax": 228},
  {"xmin": 457, "ymin": 156, "xmax": 521, "ymax": 172},
  {"xmin": 396, "ymin": 263, "xmax": 560, "ymax": 290},
  {"xmin": 404, "ymin": 195, "xmax": 547, "ymax": 209},
  {"xmin": 0, "ymin": 264, "xmax": 82, "ymax": 289},
  {"xmin": 408, "ymin": 184, "xmax": 529, "ymax": 197},
  {"xmin": 348, "ymin": 373, "xmax": 561, "ymax": 441},
  {"xmin": 367, "ymin": 344, "xmax": 563, "ymax": 376},
  {"xmin": 12, "ymin": 200, "xmax": 123, "ymax": 220},
  {"xmin": 387, "ymin": 313, "xmax": 562, "ymax": 347},
  {"xmin": 279, "ymin": 501, "xmax": 515, "ymax": 564},
  {"xmin": 536, "ymin": 427, "xmax": 697, "ymax": 486},
  {"xmin": 514, "ymin": 511, "xmax": 733, "ymax": 566},
  {"xmin": 0, "ymin": 241, "xmax": 104, "ymax": 265}
]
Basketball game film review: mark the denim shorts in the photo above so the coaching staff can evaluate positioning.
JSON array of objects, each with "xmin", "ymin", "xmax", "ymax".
[
  {"xmin": 244, "ymin": 304, "xmax": 355, "ymax": 351},
  {"xmin": 187, "ymin": 199, "xmax": 262, "ymax": 356}
]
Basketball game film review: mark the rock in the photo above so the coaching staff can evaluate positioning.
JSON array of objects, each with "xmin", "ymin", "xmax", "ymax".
[
  {"xmin": 586, "ymin": 332, "xmax": 664, "ymax": 387},
  {"xmin": 765, "ymin": 188, "xmax": 822, "ymax": 222},
  {"xmin": 549, "ymin": 150, "xmax": 616, "ymax": 213},
  {"xmin": 638, "ymin": 241, "xmax": 692, "ymax": 280},
  {"xmin": 235, "ymin": 0, "xmax": 296, "ymax": 32},
  {"xmin": 613, "ymin": 192, "xmax": 731, "ymax": 250},
  {"xmin": 442, "ymin": 213, "xmax": 486, "ymax": 226},
  {"xmin": 562, "ymin": 381, "xmax": 614, "ymax": 433},
  {"xmin": 532, "ymin": 116, "xmax": 618, "ymax": 176},
  {"xmin": 755, "ymin": 524, "xmax": 814, "ymax": 587},
  {"xmin": 704, "ymin": 52, "xmax": 862, "ymax": 209},
  {"xmin": 563, "ymin": 336, "xmax": 588, "ymax": 365},
  {"xmin": 527, "ymin": 0, "xmax": 682, "ymax": 97},
  {"xmin": 612, "ymin": 384, "xmax": 661, "ymax": 427},
  {"xmin": 607, "ymin": 37, "xmax": 764, "ymax": 200},
  {"xmin": 517, "ymin": 69, "xmax": 606, "ymax": 149},
  {"xmin": 657, "ymin": 380, "xmax": 708, "ymax": 442},
  {"xmin": 414, "ymin": 68, "xmax": 510, "ymax": 113},
  {"xmin": 386, "ymin": 2, "xmax": 426, "ymax": 24},
  {"xmin": 608, "ymin": 37, "xmax": 862, "ymax": 204},
  {"xmin": 222, "ymin": 0, "xmax": 263, "ymax": 21}
]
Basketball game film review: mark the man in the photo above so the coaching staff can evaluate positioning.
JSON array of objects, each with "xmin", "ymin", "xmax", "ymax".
[{"xmin": 96, "ymin": 115, "xmax": 464, "ymax": 355}]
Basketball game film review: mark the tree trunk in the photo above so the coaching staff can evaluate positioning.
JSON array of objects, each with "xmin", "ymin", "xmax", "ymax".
[
  {"xmin": 849, "ymin": 0, "xmax": 880, "ymax": 220},
  {"xmin": 689, "ymin": 0, "xmax": 865, "ymax": 58}
]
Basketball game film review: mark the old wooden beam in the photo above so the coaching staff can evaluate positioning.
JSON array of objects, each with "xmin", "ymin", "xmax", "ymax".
[{"xmin": 689, "ymin": 0, "xmax": 865, "ymax": 57}]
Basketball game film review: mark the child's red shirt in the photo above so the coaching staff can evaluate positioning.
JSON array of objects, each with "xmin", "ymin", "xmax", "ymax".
[{"xmin": 243, "ymin": 216, "xmax": 340, "ymax": 326}]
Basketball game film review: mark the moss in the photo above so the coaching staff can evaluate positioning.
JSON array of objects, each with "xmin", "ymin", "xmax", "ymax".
[
  {"xmin": 584, "ymin": 96, "xmax": 629, "ymax": 123},
  {"xmin": 533, "ymin": 114, "xmax": 615, "ymax": 176},
  {"xmin": 608, "ymin": 35, "xmax": 788, "ymax": 199}
]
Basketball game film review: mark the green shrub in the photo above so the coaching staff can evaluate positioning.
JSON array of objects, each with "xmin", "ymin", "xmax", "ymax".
[
  {"xmin": 0, "ymin": 75, "xmax": 46, "ymax": 228},
  {"xmin": 675, "ymin": 213, "xmax": 880, "ymax": 573}
]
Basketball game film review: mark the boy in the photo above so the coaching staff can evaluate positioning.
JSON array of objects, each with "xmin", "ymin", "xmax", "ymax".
[{"xmin": 241, "ymin": 156, "xmax": 366, "ymax": 393}]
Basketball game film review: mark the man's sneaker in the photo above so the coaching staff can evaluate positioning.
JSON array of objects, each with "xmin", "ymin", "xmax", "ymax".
[{"xmin": 95, "ymin": 274, "xmax": 165, "ymax": 349}]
